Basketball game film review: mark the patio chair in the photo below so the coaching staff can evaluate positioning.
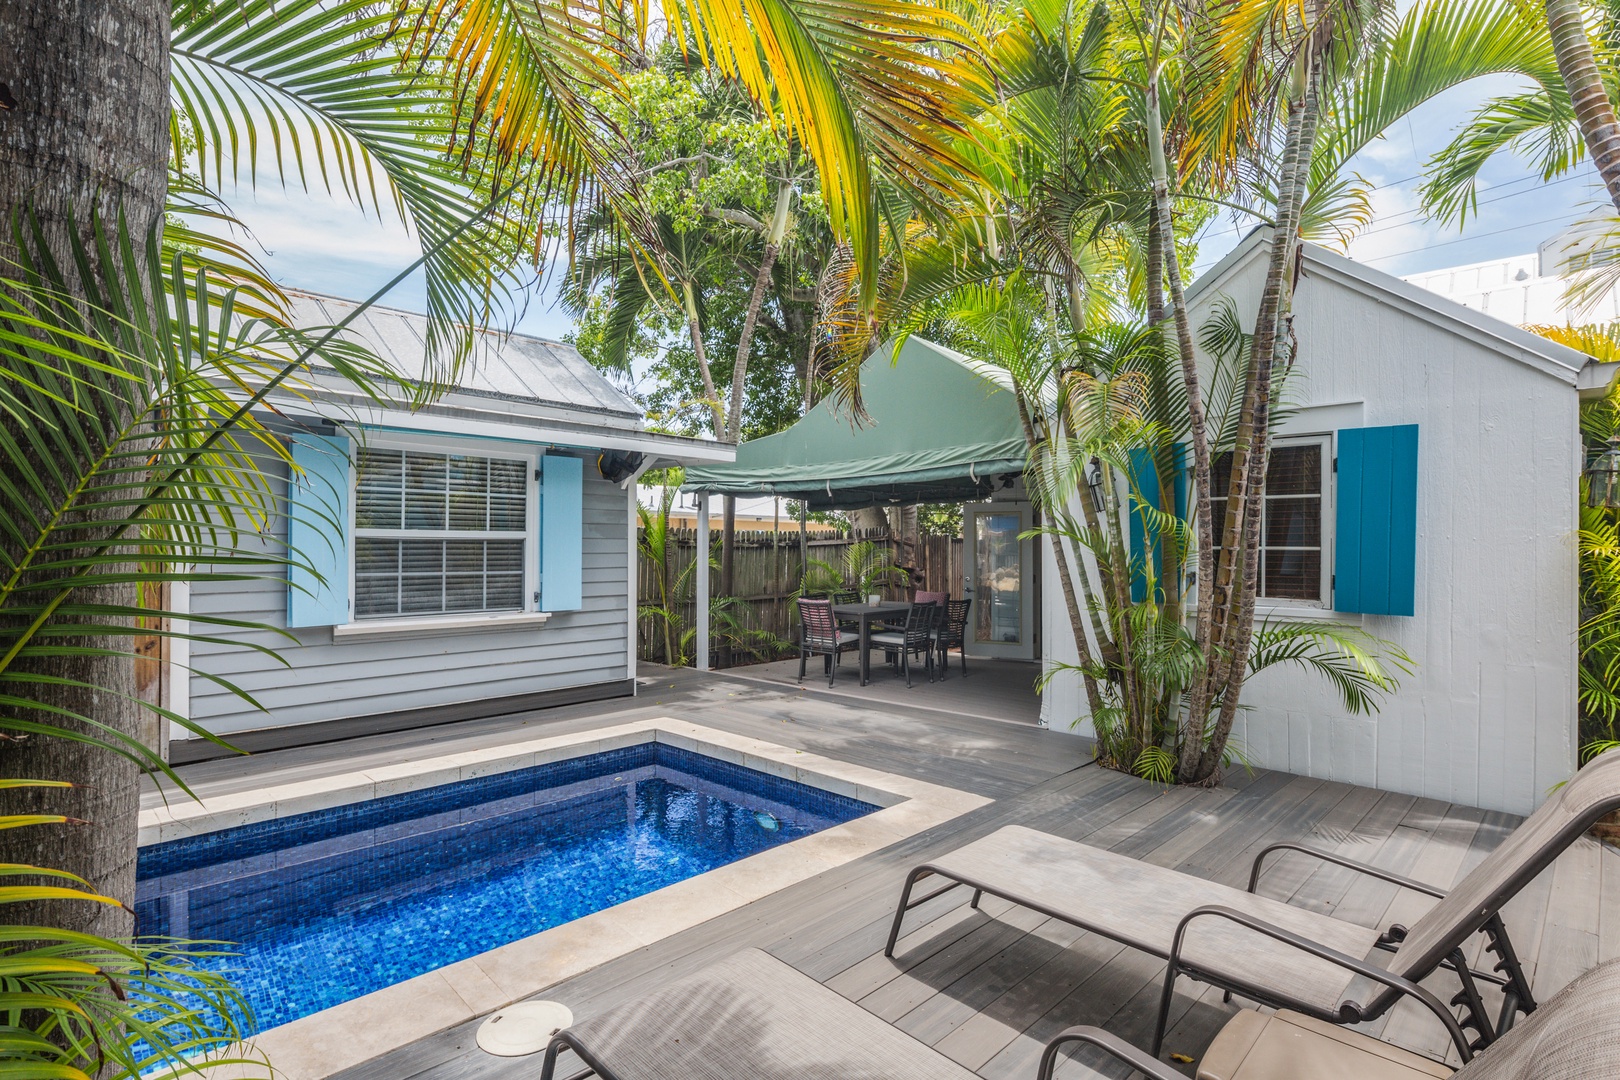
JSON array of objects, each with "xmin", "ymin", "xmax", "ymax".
[
  {"xmin": 795, "ymin": 599, "xmax": 856, "ymax": 688},
  {"xmin": 934, "ymin": 598, "xmax": 971, "ymax": 678},
  {"xmin": 885, "ymin": 747, "xmax": 1620, "ymax": 1057},
  {"xmin": 914, "ymin": 590, "xmax": 948, "ymax": 605},
  {"xmin": 538, "ymin": 948, "xmax": 981, "ymax": 1080},
  {"xmin": 832, "ymin": 589, "xmax": 861, "ymax": 606},
  {"xmin": 1038, "ymin": 957, "xmax": 1620, "ymax": 1080},
  {"xmin": 870, "ymin": 602, "xmax": 939, "ymax": 687}
]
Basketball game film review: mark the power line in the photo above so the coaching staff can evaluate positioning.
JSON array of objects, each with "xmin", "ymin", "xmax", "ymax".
[
  {"xmin": 1359, "ymin": 212, "xmax": 1580, "ymax": 264},
  {"xmin": 1351, "ymin": 173, "xmax": 1588, "ymax": 239}
]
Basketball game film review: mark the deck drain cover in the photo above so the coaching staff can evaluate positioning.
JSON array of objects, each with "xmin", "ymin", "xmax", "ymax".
[{"xmin": 476, "ymin": 1001, "xmax": 574, "ymax": 1057}]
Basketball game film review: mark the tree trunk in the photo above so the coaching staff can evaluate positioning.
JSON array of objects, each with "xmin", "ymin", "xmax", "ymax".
[
  {"xmin": 724, "ymin": 183, "xmax": 792, "ymax": 442},
  {"xmin": 716, "ymin": 183, "xmax": 791, "ymax": 668},
  {"xmin": 1146, "ymin": 67, "xmax": 1220, "ymax": 763},
  {"xmin": 849, "ymin": 506, "xmax": 888, "ymax": 533},
  {"xmin": 1547, "ymin": 0, "xmax": 1620, "ymax": 212},
  {"xmin": 0, "ymin": 0, "xmax": 171, "ymax": 939},
  {"xmin": 1191, "ymin": 56, "xmax": 1323, "ymax": 783},
  {"xmin": 683, "ymin": 284, "xmax": 726, "ymax": 436}
]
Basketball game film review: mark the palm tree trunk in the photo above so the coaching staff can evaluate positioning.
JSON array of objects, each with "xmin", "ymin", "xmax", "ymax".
[
  {"xmin": 717, "ymin": 183, "xmax": 792, "ymax": 668},
  {"xmin": 1191, "ymin": 59, "xmax": 1323, "ymax": 782},
  {"xmin": 0, "ymin": 0, "xmax": 171, "ymax": 941},
  {"xmin": 724, "ymin": 183, "xmax": 793, "ymax": 442},
  {"xmin": 1031, "ymin": 406, "xmax": 1106, "ymax": 717},
  {"xmin": 1547, "ymin": 0, "xmax": 1620, "ymax": 212},
  {"xmin": 683, "ymin": 283, "xmax": 726, "ymax": 436},
  {"xmin": 1147, "ymin": 67, "xmax": 1220, "ymax": 763}
]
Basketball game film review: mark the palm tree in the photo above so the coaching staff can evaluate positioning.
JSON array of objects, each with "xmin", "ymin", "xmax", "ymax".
[
  {"xmin": 401, "ymin": 0, "xmax": 992, "ymax": 305},
  {"xmin": 0, "ymin": 0, "xmax": 537, "ymax": 950},
  {"xmin": 1160, "ymin": 0, "xmax": 1564, "ymax": 780},
  {"xmin": 1545, "ymin": 0, "xmax": 1620, "ymax": 212}
]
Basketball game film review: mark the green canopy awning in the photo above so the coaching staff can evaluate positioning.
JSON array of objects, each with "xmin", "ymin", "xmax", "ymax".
[{"xmin": 684, "ymin": 337, "xmax": 1028, "ymax": 510}]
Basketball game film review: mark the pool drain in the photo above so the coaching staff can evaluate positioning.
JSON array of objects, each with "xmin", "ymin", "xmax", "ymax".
[{"xmin": 476, "ymin": 1000, "xmax": 574, "ymax": 1057}]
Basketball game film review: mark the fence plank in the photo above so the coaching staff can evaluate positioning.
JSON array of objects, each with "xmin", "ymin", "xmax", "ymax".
[{"xmin": 637, "ymin": 528, "xmax": 963, "ymax": 665}]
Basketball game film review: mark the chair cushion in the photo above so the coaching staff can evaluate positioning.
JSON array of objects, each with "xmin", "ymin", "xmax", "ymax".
[
  {"xmin": 1197, "ymin": 1010, "xmax": 1452, "ymax": 1080},
  {"xmin": 555, "ymin": 949, "xmax": 980, "ymax": 1080},
  {"xmin": 1452, "ymin": 959, "xmax": 1620, "ymax": 1080},
  {"xmin": 929, "ymin": 826, "xmax": 1376, "ymax": 1015}
]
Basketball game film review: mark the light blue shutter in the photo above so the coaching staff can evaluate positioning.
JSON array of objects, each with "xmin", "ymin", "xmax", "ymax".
[
  {"xmin": 1127, "ymin": 444, "xmax": 1188, "ymax": 603},
  {"xmin": 540, "ymin": 453, "xmax": 585, "ymax": 611},
  {"xmin": 1334, "ymin": 424, "xmax": 1418, "ymax": 616},
  {"xmin": 286, "ymin": 434, "xmax": 351, "ymax": 627}
]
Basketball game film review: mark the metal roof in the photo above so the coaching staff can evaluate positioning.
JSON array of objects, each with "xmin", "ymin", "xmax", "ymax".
[{"xmin": 284, "ymin": 292, "xmax": 643, "ymax": 420}]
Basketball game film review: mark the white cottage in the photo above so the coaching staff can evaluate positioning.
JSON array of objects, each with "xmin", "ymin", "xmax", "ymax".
[
  {"xmin": 1043, "ymin": 230, "xmax": 1618, "ymax": 815},
  {"xmin": 165, "ymin": 293, "xmax": 731, "ymax": 765}
]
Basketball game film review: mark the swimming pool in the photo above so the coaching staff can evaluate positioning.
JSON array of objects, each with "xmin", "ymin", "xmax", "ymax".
[{"xmin": 134, "ymin": 741, "xmax": 879, "ymax": 1034}]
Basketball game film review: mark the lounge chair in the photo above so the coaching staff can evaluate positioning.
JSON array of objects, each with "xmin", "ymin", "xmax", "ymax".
[
  {"xmin": 885, "ymin": 748, "xmax": 1620, "ymax": 1057},
  {"xmin": 537, "ymin": 948, "xmax": 981, "ymax": 1080},
  {"xmin": 1040, "ymin": 956, "xmax": 1620, "ymax": 1080}
]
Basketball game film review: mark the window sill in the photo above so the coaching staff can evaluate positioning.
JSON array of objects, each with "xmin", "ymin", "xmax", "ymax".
[
  {"xmin": 332, "ymin": 611, "xmax": 552, "ymax": 641},
  {"xmin": 1184, "ymin": 603, "xmax": 1359, "ymax": 624}
]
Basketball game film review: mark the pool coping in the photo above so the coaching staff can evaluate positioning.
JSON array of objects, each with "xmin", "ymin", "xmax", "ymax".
[{"xmin": 143, "ymin": 718, "xmax": 991, "ymax": 1080}]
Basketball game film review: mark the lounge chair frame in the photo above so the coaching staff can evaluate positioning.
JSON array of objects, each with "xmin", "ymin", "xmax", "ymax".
[
  {"xmin": 884, "ymin": 862, "xmax": 1477, "ymax": 1062},
  {"xmin": 541, "ymin": 1034, "xmax": 619, "ymax": 1080},
  {"xmin": 886, "ymin": 751, "xmax": 1620, "ymax": 1060}
]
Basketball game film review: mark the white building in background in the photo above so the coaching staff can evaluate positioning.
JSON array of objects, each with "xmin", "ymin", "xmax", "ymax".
[
  {"xmin": 1044, "ymin": 229, "xmax": 1620, "ymax": 816},
  {"xmin": 1403, "ymin": 227, "xmax": 1620, "ymax": 325}
]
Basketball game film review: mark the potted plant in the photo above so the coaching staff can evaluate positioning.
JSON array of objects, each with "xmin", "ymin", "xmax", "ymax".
[{"xmin": 844, "ymin": 540, "xmax": 908, "ymax": 604}]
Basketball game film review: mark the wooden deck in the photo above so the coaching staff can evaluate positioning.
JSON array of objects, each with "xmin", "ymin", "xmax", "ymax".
[
  {"xmin": 717, "ymin": 654, "xmax": 1044, "ymax": 727},
  {"xmin": 150, "ymin": 669, "xmax": 1620, "ymax": 1080}
]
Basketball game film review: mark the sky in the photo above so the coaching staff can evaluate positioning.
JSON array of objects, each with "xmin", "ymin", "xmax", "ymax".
[
  {"xmin": 1191, "ymin": 74, "xmax": 1606, "ymax": 277},
  {"xmin": 210, "ymin": 71, "xmax": 1606, "ymax": 347}
]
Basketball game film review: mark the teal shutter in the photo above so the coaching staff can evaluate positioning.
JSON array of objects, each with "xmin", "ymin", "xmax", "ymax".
[
  {"xmin": 286, "ymin": 434, "xmax": 351, "ymax": 627},
  {"xmin": 1127, "ymin": 443, "xmax": 1188, "ymax": 604},
  {"xmin": 1334, "ymin": 424, "xmax": 1418, "ymax": 616},
  {"xmin": 540, "ymin": 453, "xmax": 585, "ymax": 611}
]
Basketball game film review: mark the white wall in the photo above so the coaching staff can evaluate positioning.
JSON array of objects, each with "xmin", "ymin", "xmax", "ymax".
[{"xmin": 1043, "ymin": 245, "xmax": 1581, "ymax": 814}]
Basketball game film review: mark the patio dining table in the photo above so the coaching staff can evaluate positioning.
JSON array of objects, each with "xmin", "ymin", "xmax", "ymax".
[{"xmin": 832, "ymin": 601, "xmax": 914, "ymax": 686}]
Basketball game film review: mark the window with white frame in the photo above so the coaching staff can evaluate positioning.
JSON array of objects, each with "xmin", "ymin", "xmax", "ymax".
[
  {"xmin": 352, "ymin": 445, "xmax": 530, "ymax": 619},
  {"xmin": 1210, "ymin": 435, "xmax": 1331, "ymax": 605}
]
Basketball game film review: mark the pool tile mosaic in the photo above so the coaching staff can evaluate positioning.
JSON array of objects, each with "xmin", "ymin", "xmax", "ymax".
[{"xmin": 134, "ymin": 742, "xmax": 878, "ymax": 1035}]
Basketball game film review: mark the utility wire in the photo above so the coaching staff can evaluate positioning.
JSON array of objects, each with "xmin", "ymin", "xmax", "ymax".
[{"xmin": 1360, "ymin": 212, "xmax": 1581, "ymax": 264}]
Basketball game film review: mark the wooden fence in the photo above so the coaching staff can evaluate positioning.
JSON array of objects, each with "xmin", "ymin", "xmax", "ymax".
[{"xmin": 636, "ymin": 527, "xmax": 963, "ymax": 666}]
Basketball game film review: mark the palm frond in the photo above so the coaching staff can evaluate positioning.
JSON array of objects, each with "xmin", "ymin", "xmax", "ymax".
[
  {"xmin": 1310, "ymin": 0, "xmax": 1563, "ymax": 232},
  {"xmin": 172, "ymin": 0, "xmax": 530, "ymax": 376},
  {"xmin": 1246, "ymin": 619, "xmax": 1413, "ymax": 713}
]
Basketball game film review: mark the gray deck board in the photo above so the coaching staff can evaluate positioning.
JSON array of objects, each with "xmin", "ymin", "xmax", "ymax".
[{"xmin": 181, "ymin": 669, "xmax": 1620, "ymax": 1080}]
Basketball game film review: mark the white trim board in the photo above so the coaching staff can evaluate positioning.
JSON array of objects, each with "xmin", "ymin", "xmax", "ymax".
[{"xmin": 143, "ymin": 719, "xmax": 989, "ymax": 1080}]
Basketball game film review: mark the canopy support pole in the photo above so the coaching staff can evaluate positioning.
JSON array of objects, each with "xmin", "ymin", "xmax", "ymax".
[
  {"xmin": 696, "ymin": 492, "xmax": 711, "ymax": 671},
  {"xmin": 798, "ymin": 501, "xmax": 808, "ymax": 583}
]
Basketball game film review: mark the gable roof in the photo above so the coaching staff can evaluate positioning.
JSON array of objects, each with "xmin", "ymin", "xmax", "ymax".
[
  {"xmin": 284, "ymin": 292, "xmax": 642, "ymax": 419},
  {"xmin": 1187, "ymin": 228, "xmax": 1595, "ymax": 387}
]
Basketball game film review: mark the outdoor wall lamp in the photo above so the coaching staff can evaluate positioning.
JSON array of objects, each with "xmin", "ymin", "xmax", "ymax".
[
  {"xmin": 1085, "ymin": 457, "xmax": 1106, "ymax": 513},
  {"xmin": 1588, "ymin": 436, "xmax": 1620, "ymax": 508}
]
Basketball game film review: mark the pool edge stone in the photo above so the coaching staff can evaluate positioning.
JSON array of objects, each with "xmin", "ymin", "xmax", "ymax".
[{"xmin": 143, "ymin": 718, "xmax": 992, "ymax": 1080}]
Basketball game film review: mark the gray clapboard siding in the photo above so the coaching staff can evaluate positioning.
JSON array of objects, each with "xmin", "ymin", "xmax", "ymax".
[{"xmin": 183, "ymin": 461, "xmax": 630, "ymax": 737}]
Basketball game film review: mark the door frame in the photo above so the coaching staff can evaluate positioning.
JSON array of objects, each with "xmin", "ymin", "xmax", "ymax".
[{"xmin": 961, "ymin": 500, "xmax": 1036, "ymax": 660}]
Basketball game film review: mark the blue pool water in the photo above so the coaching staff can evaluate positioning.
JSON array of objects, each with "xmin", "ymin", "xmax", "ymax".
[{"xmin": 135, "ymin": 742, "xmax": 878, "ymax": 1033}]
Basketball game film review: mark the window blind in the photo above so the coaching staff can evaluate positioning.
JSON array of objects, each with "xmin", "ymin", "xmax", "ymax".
[{"xmin": 353, "ymin": 447, "xmax": 528, "ymax": 619}]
